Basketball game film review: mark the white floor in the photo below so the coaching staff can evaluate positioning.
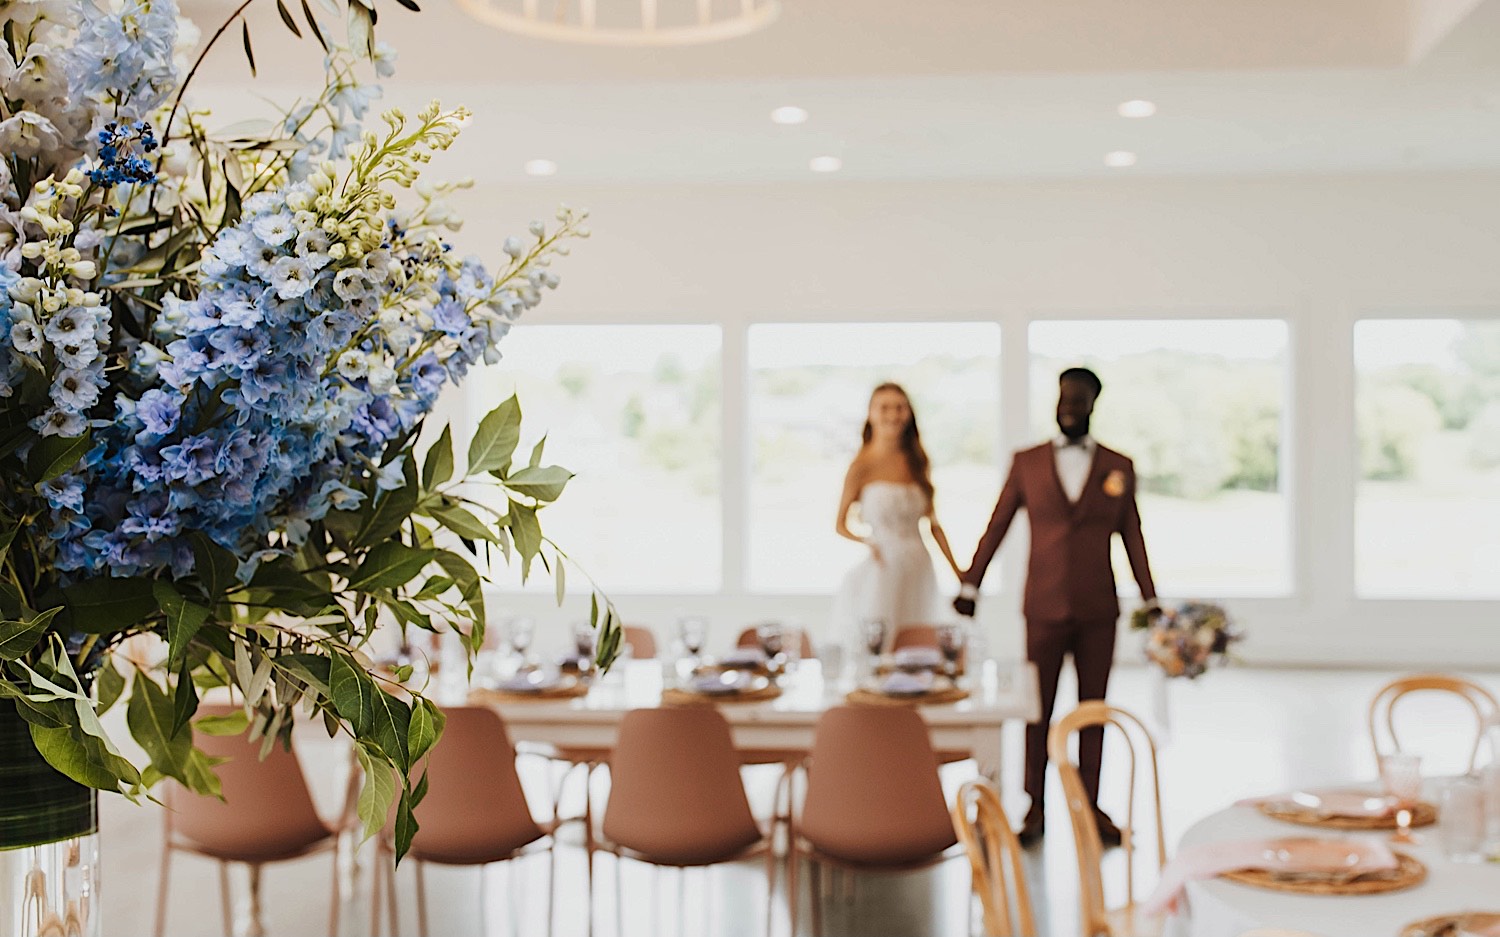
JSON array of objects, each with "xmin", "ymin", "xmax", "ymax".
[{"xmin": 101, "ymin": 664, "xmax": 1497, "ymax": 937}]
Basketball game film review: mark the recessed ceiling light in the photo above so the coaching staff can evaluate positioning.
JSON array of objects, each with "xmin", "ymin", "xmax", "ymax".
[
  {"xmin": 524, "ymin": 159, "xmax": 558, "ymax": 177},
  {"xmin": 1118, "ymin": 99, "xmax": 1157, "ymax": 118},
  {"xmin": 1104, "ymin": 150, "xmax": 1137, "ymax": 168},
  {"xmin": 771, "ymin": 105, "xmax": 809, "ymax": 125},
  {"xmin": 809, "ymin": 156, "xmax": 842, "ymax": 173}
]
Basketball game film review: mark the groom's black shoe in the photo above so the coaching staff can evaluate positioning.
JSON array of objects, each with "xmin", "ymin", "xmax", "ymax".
[{"xmin": 1017, "ymin": 807, "xmax": 1045, "ymax": 847}]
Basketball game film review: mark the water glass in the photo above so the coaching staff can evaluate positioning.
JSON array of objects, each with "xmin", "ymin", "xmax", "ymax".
[
  {"xmin": 1379, "ymin": 753, "xmax": 1424, "ymax": 844},
  {"xmin": 505, "ymin": 616, "xmax": 535, "ymax": 663},
  {"xmin": 1438, "ymin": 776, "xmax": 1486, "ymax": 862},
  {"xmin": 860, "ymin": 618, "xmax": 887, "ymax": 658},
  {"xmin": 572, "ymin": 621, "xmax": 597, "ymax": 657},
  {"xmin": 677, "ymin": 617, "xmax": 708, "ymax": 658}
]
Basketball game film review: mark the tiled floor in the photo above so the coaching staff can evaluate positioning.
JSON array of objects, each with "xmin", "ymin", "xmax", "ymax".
[{"xmin": 100, "ymin": 664, "xmax": 1495, "ymax": 937}]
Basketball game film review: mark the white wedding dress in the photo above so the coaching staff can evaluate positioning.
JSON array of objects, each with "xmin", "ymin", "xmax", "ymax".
[{"xmin": 831, "ymin": 481, "xmax": 944, "ymax": 652}]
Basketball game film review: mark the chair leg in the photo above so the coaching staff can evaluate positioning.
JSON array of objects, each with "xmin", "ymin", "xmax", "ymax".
[
  {"xmin": 329, "ymin": 840, "xmax": 342, "ymax": 937},
  {"xmin": 153, "ymin": 845, "xmax": 171, "ymax": 937},
  {"xmin": 614, "ymin": 855, "xmax": 625, "ymax": 937},
  {"xmin": 415, "ymin": 859, "xmax": 430, "ymax": 937},
  {"xmin": 546, "ymin": 845, "xmax": 557, "ymax": 937},
  {"xmin": 385, "ymin": 850, "xmax": 399, "ymax": 937},
  {"xmin": 809, "ymin": 860, "xmax": 823, "ymax": 937},
  {"xmin": 247, "ymin": 863, "xmax": 265, "ymax": 937},
  {"xmin": 218, "ymin": 861, "xmax": 233, "ymax": 937},
  {"xmin": 369, "ymin": 849, "xmax": 382, "ymax": 937},
  {"xmin": 786, "ymin": 845, "xmax": 798, "ymax": 937},
  {"xmin": 763, "ymin": 847, "xmax": 776, "ymax": 937}
]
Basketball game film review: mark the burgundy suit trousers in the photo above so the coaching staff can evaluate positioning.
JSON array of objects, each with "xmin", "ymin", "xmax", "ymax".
[{"xmin": 1025, "ymin": 616, "xmax": 1117, "ymax": 811}]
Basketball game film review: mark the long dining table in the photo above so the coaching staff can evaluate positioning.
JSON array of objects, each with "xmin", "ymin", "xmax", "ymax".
[{"xmin": 475, "ymin": 657, "xmax": 1041, "ymax": 781}]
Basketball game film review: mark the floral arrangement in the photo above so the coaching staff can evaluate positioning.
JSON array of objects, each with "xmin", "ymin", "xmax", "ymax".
[
  {"xmin": 1131, "ymin": 601, "xmax": 1241, "ymax": 679},
  {"xmin": 0, "ymin": 0, "xmax": 620, "ymax": 862}
]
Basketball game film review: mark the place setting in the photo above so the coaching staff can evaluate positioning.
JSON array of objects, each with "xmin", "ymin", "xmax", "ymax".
[
  {"xmin": 846, "ymin": 621, "xmax": 973, "ymax": 707},
  {"xmin": 471, "ymin": 617, "xmax": 593, "ymax": 702},
  {"xmin": 661, "ymin": 620, "xmax": 789, "ymax": 705}
]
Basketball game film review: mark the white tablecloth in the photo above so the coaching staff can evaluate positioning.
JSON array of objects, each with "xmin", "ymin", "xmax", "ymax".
[{"xmin": 1166, "ymin": 801, "xmax": 1500, "ymax": 937}]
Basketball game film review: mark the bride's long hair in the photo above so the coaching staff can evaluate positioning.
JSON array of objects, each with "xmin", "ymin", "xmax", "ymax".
[{"xmin": 861, "ymin": 382, "xmax": 935, "ymax": 504}]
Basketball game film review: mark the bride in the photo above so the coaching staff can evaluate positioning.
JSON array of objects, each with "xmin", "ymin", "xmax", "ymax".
[{"xmin": 833, "ymin": 382, "xmax": 962, "ymax": 653}]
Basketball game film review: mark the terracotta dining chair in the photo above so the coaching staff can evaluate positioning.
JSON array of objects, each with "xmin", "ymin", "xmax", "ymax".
[
  {"xmin": 1367, "ymin": 673, "xmax": 1499, "ymax": 774},
  {"xmin": 795, "ymin": 705, "xmax": 961, "ymax": 937},
  {"xmin": 951, "ymin": 779, "xmax": 1036, "ymax": 937},
  {"xmin": 1047, "ymin": 702, "xmax": 1167, "ymax": 937},
  {"xmin": 891, "ymin": 624, "xmax": 939, "ymax": 650},
  {"xmin": 155, "ymin": 704, "xmax": 349, "ymax": 937},
  {"xmin": 621, "ymin": 625, "xmax": 658, "ymax": 659},
  {"xmin": 371, "ymin": 706, "xmax": 558, "ymax": 937},
  {"xmin": 735, "ymin": 625, "xmax": 815, "ymax": 660},
  {"xmin": 598, "ymin": 706, "xmax": 785, "ymax": 937}
]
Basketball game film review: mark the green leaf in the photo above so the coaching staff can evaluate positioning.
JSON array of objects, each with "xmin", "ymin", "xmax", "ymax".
[
  {"xmin": 422, "ymin": 425, "xmax": 453, "ymax": 489},
  {"xmin": 504, "ymin": 465, "xmax": 573, "ymax": 503},
  {"xmin": 426, "ymin": 503, "xmax": 497, "ymax": 543},
  {"xmin": 394, "ymin": 787, "xmax": 418, "ymax": 863},
  {"xmin": 507, "ymin": 500, "xmax": 541, "ymax": 581},
  {"xmin": 370, "ymin": 688, "xmax": 412, "ymax": 770},
  {"xmin": 348, "ymin": 542, "xmax": 438, "ymax": 593},
  {"xmin": 301, "ymin": 0, "xmax": 328, "ymax": 52},
  {"xmin": 154, "ymin": 581, "xmax": 210, "ymax": 667},
  {"xmin": 276, "ymin": 0, "xmax": 303, "ymax": 36},
  {"xmin": 435, "ymin": 550, "xmax": 485, "ymax": 627},
  {"xmin": 171, "ymin": 664, "xmax": 199, "ymax": 738},
  {"xmin": 467, "ymin": 396, "xmax": 521, "ymax": 475},
  {"xmin": 355, "ymin": 746, "xmax": 395, "ymax": 843},
  {"xmin": 195, "ymin": 710, "xmax": 249, "ymax": 736},
  {"xmin": 407, "ymin": 697, "xmax": 441, "ymax": 764},
  {"xmin": 61, "ymin": 577, "xmax": 156, "ymax": 634},
  {"xmin": 346, "ymin": 0, "xmax": 374, "ymax": 58},
  {"xmin": 94, "ymin": 660, "xmax": 125, "ymax": 715},
  {"xmin": 330, "ymin": 652, "xmax": 374, "ymax": 736},
  {"xmin": 528, "ymin": 435, "xmax": 546, "ymax": 469},
  {"xmin": 27, "ymin": 430, "xmax": 92, "ymax": 484},
  {"xmin": 127, "ymin": 669, "xmax": 193, "ymax": 785},
  {"xmin": 413, "ymin": 576, "xmax": 454, "ymax": 601},
  {"xmin": 241, "ymin": 20, "xmax": 256, "ymax": 76},
  {"xmin": 30, "ymin": 723, "xmax": 140, "ymax": 793},
  {"xmin": 0, "ymin": 524, "xmax": 19, "ymax": 568},
  {"xmin": 0, "ymin": 607, "xmax": 61, "ymax": 660},
  {"xmin": 189, "ymin": 532, "xmax": 240, "ymax": 602},
  {"xmin": 354, "ymin": 477, "xmax": 418, "ymax": 549},
  {"xmin": 554, "ymin": 558, "xmax": 566, "ymax": 606}
]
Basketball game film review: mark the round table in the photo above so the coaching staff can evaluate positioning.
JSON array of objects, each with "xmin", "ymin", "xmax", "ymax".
[{"xmin": 1168, "ymin": 799, "xmax": 1500, "ymax": 937}]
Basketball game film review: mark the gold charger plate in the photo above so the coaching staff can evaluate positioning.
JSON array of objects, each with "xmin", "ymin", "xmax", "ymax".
[
  {"xmin": 470, "ymin": 679, "xmax": 590, "ymax": 702},
  {"xmin": 1257, "ymin": 798, "xmax": 1436, "ymax": 830},
  {"xmin": 846, "ymin": 685, "xmax": 970, "ymax": 707},
  {"xmin": 1220, "ymin": 851, "xmax": 1426, "ymax": 896},
  {"xmin": 1400, "ymin": 911, "xmax": 1500, "ymax": 937},
  {"xmin": 662, "ymin": 676, "xmax": 782, "ymax": 706}
]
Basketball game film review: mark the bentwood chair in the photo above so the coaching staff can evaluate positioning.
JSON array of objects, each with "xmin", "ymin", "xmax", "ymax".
[
  {"xmin": 598, "ymin": 706, "xmax": 786, "ymax": 937},
  {"xmin": 621, "ymin": 625, "xmax": 658, "ymax": 659},
  {"xmin": 795, "ymin": 706, "xmax": 961, "ymax": 937},
  {"xmin": 155, "ymin": 704, "xmax": 350, "ymax": 937},
  {"xmin": 371, "ymin": 706, "xmax": 559, "ymax": 937},
  {"xmin": 1367, "ymin": 674, "xmax": 1499, "ymax": 774},
  {"xmin": 951, "ymin": 780, "xmax": 1036, "ymax": 937},
  {"xmin": 1048, "ymin": 702, "xmax": 1167, "ymax": 937}
]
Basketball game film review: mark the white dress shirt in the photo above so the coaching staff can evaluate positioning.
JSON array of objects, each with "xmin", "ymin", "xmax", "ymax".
[{"xmin": 1053, "ymin": 434, "xmax": 1095, "ymax": 503}]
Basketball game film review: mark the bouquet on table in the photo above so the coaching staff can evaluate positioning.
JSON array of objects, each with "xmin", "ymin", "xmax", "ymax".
[
  {"xmin": 0, "ymin": 0, "xmax": 621, "ymax": 880},
  {"xmin": 1131, "ymin": 601, "xmax": 1241, "ymax": 679}
]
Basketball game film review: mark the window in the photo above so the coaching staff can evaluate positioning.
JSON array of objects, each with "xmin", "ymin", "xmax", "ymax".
[
  {"xmin": 747, "ymin": 323, "xmax": 1002, "ymax": 592},
  {"xmin": 469, "ymin": 325, "xmax": 722, "ymax": 593},
  {"xmin": 1355, "ymin": 319, "xmax": 1500, "ymax": 598},
  {"xmin": 1029, "ymin": 320, "xmax": 1291, "ymax": 596}
]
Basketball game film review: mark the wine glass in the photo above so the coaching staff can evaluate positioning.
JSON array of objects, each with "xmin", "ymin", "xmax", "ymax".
[
  {"xmin": 757, "ymin": 623, "xmax": 785, "ymax": 659},
  {"xmin": 506, "ymin": 616, "xmax": 535, "ymax": 666},
  {"xmin": 861, "ymin": 618, "xmax": 888, "ymax": 659},
  {"xmin": 678, "ymin": 617, "xmax": 708, "ymax": 659},
  {"xmin": 936, "ymin": 623, "xmax": 966, "ymax": 677},
  {"xmin": 1379, "ymin": 753, "xmax": 1423, "ymax": 845}
]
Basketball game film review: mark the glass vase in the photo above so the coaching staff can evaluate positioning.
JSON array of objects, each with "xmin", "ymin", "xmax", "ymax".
[{"xmin": 0, "ymin": 699, "xmax": 101, "ymax": 937}]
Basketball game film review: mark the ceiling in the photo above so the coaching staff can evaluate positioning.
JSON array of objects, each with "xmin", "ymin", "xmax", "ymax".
[{"xmin": 179, "ymin": 0, "xmax": 1500, "ymax": 184}]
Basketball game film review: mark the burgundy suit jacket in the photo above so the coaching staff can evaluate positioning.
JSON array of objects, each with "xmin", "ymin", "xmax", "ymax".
[{"xmin": 963, "ymin": 442, "xmax": 1156, "ymax": 624}]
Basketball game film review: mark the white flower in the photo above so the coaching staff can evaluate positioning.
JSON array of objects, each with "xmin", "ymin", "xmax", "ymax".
[
  {"xmin": 502, "ymin": 236, "xmax": 525, "ymax": 259},
  {"xmin": 366, "ymin": 363, "xmax": 397, "ymax": 394},
  {"xmin": 374, "ymin": 455, "xmax": 406, "ymax": 490},
  {"xmin": 10, "ymin": 320, "xmax": 43, "ymax": 354},
  {"xmin": 335, "ymin": 350, "xmax": 369, "ymax": 381},
  {"xmin": 251, "ymin": 212, "xmax": 297, "ymax": 246},
  {"xmin": 332, "ymin": 268, "xmax": 370, "ymax": 300},
  {"xmin": 0, "ymin": 111, "xmax": 63, "ymax": 159},
  {"xmin": 268, "ymin": 255, "xmax": 316, "ymax": 299},
  {"xmin": 372, "ymin": 42, "xmax": 398, "ymax": 78}
]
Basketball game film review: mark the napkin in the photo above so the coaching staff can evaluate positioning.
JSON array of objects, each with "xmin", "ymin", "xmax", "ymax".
[
  {"xmin": 691, "ymin": 669, "xmax": 754, "ymax": 695},
  {"xmin": 1239, "ymin": 788, "xmax": 1397, "ymax": 818},
  {"xmin": 892, "ymin": 647, "xmax": 943, "ymax": 670},
  {"xmin": 720, "ymin": 647, "xmax": 769, "ymax": 668},
  {"xmin": 498, "ymin": 668, "xmax": 562, "ymax": 693},
  {"xmin": 879, "ymin": 671, "xmax": 935, "ymax": 695},
  {"xmin": 1141, "ymin": 837, "xmax": 1399, "ymax": 916}
]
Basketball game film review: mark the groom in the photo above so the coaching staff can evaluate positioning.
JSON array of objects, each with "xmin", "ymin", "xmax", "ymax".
[{"xmin": 954, "ymin": 367, "xmax": 1157, "ymax": 847}]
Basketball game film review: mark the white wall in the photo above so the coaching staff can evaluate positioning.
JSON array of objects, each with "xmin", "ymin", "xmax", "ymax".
[{"xmin": 451, "ymin": 171, "xmax": 1500, "ymax": 669}]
